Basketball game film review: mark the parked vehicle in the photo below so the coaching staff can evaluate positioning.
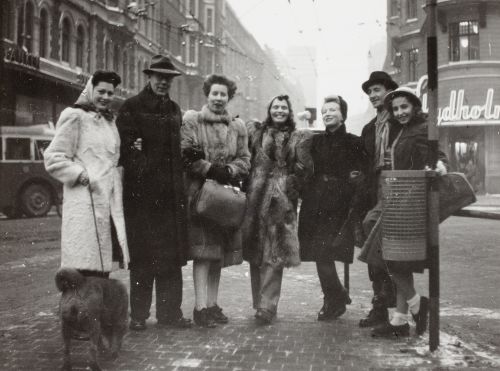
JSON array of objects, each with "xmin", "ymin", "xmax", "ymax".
[{"xmin": 0, "ymin": 125, "xmax": 62, "ymax": 218}]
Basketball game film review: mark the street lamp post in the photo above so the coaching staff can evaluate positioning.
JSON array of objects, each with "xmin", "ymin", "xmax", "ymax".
[{"xmin": 426, "ymin": 0, "xmax": 440, "ymax": 352}]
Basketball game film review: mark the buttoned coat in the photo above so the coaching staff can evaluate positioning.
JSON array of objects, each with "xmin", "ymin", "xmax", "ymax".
[
  {"xmin": 181, "ymin": 106, "xmax": 251, "ymax": 266},
  {"xmin": 44, "ymin": 107, "xmax": 129, "ymax": 271},
  {"xmin": 298, "ymin": 125, "xmax": 367, "ymax": 263},
  {"xmin": 116, "ymin": 85, "xmax": 188, "ymax": 267}
]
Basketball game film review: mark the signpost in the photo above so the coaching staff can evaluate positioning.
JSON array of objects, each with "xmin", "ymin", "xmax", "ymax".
[{"xmin": 426, "ymin": 0, "xmax": 440, "ymax": 352}]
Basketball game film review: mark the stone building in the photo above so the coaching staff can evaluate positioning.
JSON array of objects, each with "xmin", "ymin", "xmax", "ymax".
[{"xmin": 384, "ymin": 0, "xmax": 500, "ymax": 193}]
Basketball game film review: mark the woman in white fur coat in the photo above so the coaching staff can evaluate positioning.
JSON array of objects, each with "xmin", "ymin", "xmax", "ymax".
[{"xmin": 44, "ymin": 71, "xmax": 129, "ymax": 277}]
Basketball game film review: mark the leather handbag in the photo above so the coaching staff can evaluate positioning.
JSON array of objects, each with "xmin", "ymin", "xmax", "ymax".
[{"xmin": 192, "ymin": 179, "xmax": 246, "ymax": 228}]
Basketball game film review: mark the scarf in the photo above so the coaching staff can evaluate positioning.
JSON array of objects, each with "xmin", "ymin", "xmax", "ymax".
[
  {"xmin": 200, "ymin": 105, "xmax": 231, "ymax": 125},
  {"xmin": 374, "ymin": 109, "xmax": 390, "ymax": 170},
  {"xmin": 73, "ymin": 79, "xmax": 114, "ymax": 122}
]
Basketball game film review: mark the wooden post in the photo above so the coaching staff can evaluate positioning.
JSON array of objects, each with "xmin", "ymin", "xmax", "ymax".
[{"xmin": 426, "ymin": 0, "xmax": 440, "ymax": 352}]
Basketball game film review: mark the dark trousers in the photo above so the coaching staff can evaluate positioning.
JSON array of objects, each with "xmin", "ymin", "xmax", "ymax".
[
  {"xmin": 129, "ymin": 263, "xmax": 183, "ymax": 323},
  {"xmin": 316, "ymin": 261, "xmax": 344, "ymax": 302}
]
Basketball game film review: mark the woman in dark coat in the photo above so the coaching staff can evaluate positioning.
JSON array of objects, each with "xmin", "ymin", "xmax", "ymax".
[
  {"xmin": 243, "ymin": 95, "xmax": 313, "ymax": 325},
  {"xmin": 298, "ymin": 95, "xmax": 367, "ymax": 321},
  {"xmin": 368, "ymin": 87, "xmax": 447, "ymax": 338}
]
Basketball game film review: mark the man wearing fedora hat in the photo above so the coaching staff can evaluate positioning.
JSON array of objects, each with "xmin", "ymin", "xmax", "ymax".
[
  {"xmin": 117, "ymin": 55, "xmax": 191, "ymax": 331},
  {"xmin": 358, "ymin": 71, "xmax": 401, "ymax": 328}
]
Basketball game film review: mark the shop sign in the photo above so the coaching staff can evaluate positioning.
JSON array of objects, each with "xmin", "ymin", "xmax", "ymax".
[
  {"xmin": 416, "ymin": 75, "xmax": 500, "ymax": 126},
  {"xmin": 5, "ymin": 46, "xmax": 40, "ymax": 70}
]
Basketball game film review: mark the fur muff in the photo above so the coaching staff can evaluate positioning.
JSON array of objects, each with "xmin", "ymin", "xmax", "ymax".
[
  {"xmin": 56, "ymin": 268, "xmax": 128, "ymax": 371},
  {"xmin": 243, "ymin": 122, "xmax": 313, "ymax": 269}
]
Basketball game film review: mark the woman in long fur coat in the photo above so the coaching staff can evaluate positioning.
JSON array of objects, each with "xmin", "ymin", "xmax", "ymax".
[
  {"xmin": 243, "ymin": 95, "xmax": 313, "ymax": 325},
  {"xmin": 181, "ymin": 74, "xmax": 250, "ymax": 328},
  {"xmin": 44, "ymin": 71, "xmax": 129, "ymax": 276}
]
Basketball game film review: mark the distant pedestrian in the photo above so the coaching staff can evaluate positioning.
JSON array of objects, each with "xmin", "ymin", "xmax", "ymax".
[
  {"xmin": 116, "ymin": 55, "xmax": 191, "ymax": 331},
  {"xmin": 365, "ymin": 87, "xmax": 447, "ymax": 338},
  {"xmin": 358, "ymin": 71, "xmax": 399, "ymax": 328},
  {"xmin": 44, "ymin": 70, "xmax": 129, "ymax": 278},
  {"xmin": 298, "ymin": 95, "xmax": 366, "ymax": 321},
  {"xmin": 181, "ymin": 74, "xmax": 250, "ymax": 328},
  {"xmin": 243, "ymin": 95, "xmax": 313, "ymax": 325}
]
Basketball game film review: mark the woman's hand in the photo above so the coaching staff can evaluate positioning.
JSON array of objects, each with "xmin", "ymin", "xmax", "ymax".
[
  {"xmin": 77, "ymin": 171, "xmax": 90, "ymax": 186},
  {"xmin": 206, "ymin": 164, "xmax": 231, "ymax": 184},
  {"xmin": 132, "ymin": 138, "xmax": 142, "ymax": 151}
]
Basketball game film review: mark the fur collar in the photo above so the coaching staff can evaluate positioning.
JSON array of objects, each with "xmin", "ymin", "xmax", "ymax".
[{"xmin": 200, "ymin": 105, "xmax": 231, "ymax": 125}]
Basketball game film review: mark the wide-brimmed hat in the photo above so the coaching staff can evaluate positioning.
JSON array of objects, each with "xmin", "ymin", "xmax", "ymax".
[
  {"xmin": 383, "ymin": 87, "xmax": 422, "ymax": 111},
  {"xmin": 362, "ymin": 71, "xmax": 398, "ymax": 93},
  {"xmin": 143, "ymin": 55, "xmax": 181, "ymax": 76}
]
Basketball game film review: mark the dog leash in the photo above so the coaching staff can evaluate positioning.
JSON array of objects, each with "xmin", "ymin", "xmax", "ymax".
[{"xmin": 87, "ymin": 186, "xmax": 105, "ymax": 273}]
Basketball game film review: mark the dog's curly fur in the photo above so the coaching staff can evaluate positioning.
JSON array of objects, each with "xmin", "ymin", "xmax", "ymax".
[{"xmin": 55, "ymin": 268, "xmax": 128, "ymax": 371}]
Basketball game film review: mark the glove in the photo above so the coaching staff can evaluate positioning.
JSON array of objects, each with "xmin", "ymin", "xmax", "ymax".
[
  {"xmin": 206, "ymin": 164, "xmax": 231, "ymax": 184},
  {"xmin": 285, "ymin": 175, "xmax": 300, "ymax": 201},
  {"xmin": 182, "ymin": 146, "xmax": 205, "ymax": 163}
]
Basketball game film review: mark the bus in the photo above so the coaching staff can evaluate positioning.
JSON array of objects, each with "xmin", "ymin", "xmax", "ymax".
[{"xmin": 0, "ymin": 124, "xmax": 62, "ymax": 218}]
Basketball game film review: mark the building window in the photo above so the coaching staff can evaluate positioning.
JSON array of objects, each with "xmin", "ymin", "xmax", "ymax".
[
  {"xmin": 205, "ymin": 6, "xmax": 214, "ymax": 34},
  {"xmin": 390, "ymin": 0, "xmax": 399, "ymax": 17},
  {"xmin": 408, "ymin": 48, "xmax": 419, "ymax": 81},
  {"xmin": 61, "ymin": 18, "xmax": 71, "ymax": 63},
  {"xmin": 122, "ymin": 51, "xmax": 128, "ymax": 88},
  {"xmin": 165, "ymin": 20, "xmax": 171, "ymax": 51},
  {"xmin": 2, "ymin": 1, "xmax": 14, "ymax": 40},
  {"xmin": 17, "ymin": 4, "xmax": 24, "ymax": 47},
  {"xmin": 137, "ymin": 60, "xmax": 143, "ymax": 89},
  {"xmin": 449, "ymin": 20, "xmax": 479, "ymax": 61},
  {"xmin": 113, "ymin": 43, "xmax": 120, "ymax": 72},
  {"xmin": 76, "ymin": 25, "xmax": 85, "ymax": 68},
  {"xmin": 187, "ymin": 35, "xmax": 197, "ymax": 65},
  {"xmin": 407, "ymin": 0, "xmax": 417, "ymax": 19},
  {"xmin": 24, "ymin": 1, "xmax": 34, "ymax": 52},
  {"xmin": 39, "ymin": 9, "xmax": 49, "ymax": 58},
  {"xmin": 205, "ymin": 49, "xmax": 214, "ymax": 74},
  {"xmin": 186, "ymin": 0, "xmax": 198, "ymax": 17},
  {"xmin": 104, "ymin": 40, "xmax": 112, "ymax": 69}
]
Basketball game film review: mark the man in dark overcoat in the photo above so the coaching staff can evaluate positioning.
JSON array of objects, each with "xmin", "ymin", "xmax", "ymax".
[
  {"xmin": 116, "ymin": 55, "xmax": 191, "ymax": 330},
  {"xmin": 358, "ymin": 71, "xmax": 401, "ymax": 328}
]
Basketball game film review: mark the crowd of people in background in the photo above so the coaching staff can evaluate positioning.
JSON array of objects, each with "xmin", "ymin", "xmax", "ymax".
[{"xmin": 45, "ymin": 53, "xmax": 449, "ymax": 342}]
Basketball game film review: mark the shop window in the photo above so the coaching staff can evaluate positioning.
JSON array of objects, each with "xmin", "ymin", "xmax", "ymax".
[
  {"xmin": 390, "ymin": 0, "xmax": 399, "ymax": 17},
  {"xmin": 6, "ymin": 138, "xmax": 31, "ymax": 160},
  {"xmin": 76, "ymin": 25, "xmax": 85, "ymax": 68},
  {"xmin": 449, "ymin": 20, "xmax": 479, "ymax": 61},
  {"xmin": 408, "ymin": 48, "xmax": 419, "ymax": 81},
  {"xmin": 407, "ymin": 0, "xmax": 417, "ymax": 20},
  {"xmin": 39, "ymin": 8, "xmax": 49, "ymax": 58},
  {"xmin": 61, "ymin": 18, "xmax": 72, "ymax": 63}
]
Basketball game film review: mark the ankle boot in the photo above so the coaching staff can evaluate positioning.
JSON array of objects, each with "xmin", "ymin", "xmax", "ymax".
[{"xmin": 193, "ymin": 308, "xmax": 216, "ymax": 328}]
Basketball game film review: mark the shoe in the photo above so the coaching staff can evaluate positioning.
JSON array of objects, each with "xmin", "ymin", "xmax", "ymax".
[
  {"xmin": 129, "ymin": 319, "xmax": 146, "ymax": 331},
  {"xmin": 371, "ymin": 322, "xmax": 410, "ymax": 338},
  {"xmin": 207, "ymin": 304, "xmax": 229, "ymax": 324},
  {"xmin": 359, "ymin": 307, "xmax": 389, "ymax": 328},
  {"xmin": 411, "ymin": 296, "xmax": 429, "ymax": 335},
  {"xmin": 71, "ymin": 331, "xmax": 90, "ymax": 341},
  {"xmin": 255, "ymin": 309, "xmax": 274, "ymax": 325},
  {"xmin": 157, "ymin": 317, "xmax": 192, "ymax": 329},
  {"xmin": 318, "ymin": 290, "xmax": 351, "ymax": 321},
  {"xmin": 193, "ymin": 308, "xmax": 216, "ymax": 328}
]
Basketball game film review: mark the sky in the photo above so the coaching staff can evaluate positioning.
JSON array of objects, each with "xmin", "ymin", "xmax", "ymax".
[{"xmin": 228, "ymin": 0, "xmax": 388, "ymax": 122}]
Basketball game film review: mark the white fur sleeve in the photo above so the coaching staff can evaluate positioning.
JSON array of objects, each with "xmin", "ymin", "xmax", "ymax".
[{"xmin": 44, "ymin": 108, "xmax": 85, "ymax": 186}]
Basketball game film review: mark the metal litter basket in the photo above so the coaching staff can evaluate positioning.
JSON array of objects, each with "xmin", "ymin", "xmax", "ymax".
[{"xmin": 381, "ymin": 170, "xmax": 428, "ymax": 261}]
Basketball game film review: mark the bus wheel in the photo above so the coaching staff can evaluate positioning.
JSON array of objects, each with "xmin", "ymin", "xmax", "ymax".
[{"xmin": 20, "ymin": 183, "xmax": 53, "ymax": 217}]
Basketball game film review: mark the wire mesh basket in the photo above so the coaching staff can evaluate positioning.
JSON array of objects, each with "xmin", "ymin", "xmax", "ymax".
[{"xmin": 381, "ymin": 170, "xmax": 428, "ymax": 261}]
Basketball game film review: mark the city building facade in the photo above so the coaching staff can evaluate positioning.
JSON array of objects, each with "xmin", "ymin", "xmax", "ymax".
[
  {"xmin": 384, "ymin": 0, "xmax": 500, "ymax": 193},
  {"xmin": 0, "ymin": 0, "xmax": 304, "ymax": 129}
]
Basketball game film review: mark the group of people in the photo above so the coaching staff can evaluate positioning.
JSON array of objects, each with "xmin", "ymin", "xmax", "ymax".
[{"xmin": 44, "ymin": 53, "xmax": 447, "ymax": 340}]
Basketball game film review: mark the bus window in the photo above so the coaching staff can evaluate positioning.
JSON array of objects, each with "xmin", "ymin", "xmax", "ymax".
[
  {"xmin": 5, "ymin": 138, "xmax": 31, "ymax": 160},
  {"xmin": 35, "ymin": 140, "xmax": 51, "ymax": 160}
]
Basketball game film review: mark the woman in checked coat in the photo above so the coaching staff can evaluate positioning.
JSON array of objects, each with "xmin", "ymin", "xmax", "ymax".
[{"xmin": 243, "ymin": 94, "xmax": 313, "ymax": 325}]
